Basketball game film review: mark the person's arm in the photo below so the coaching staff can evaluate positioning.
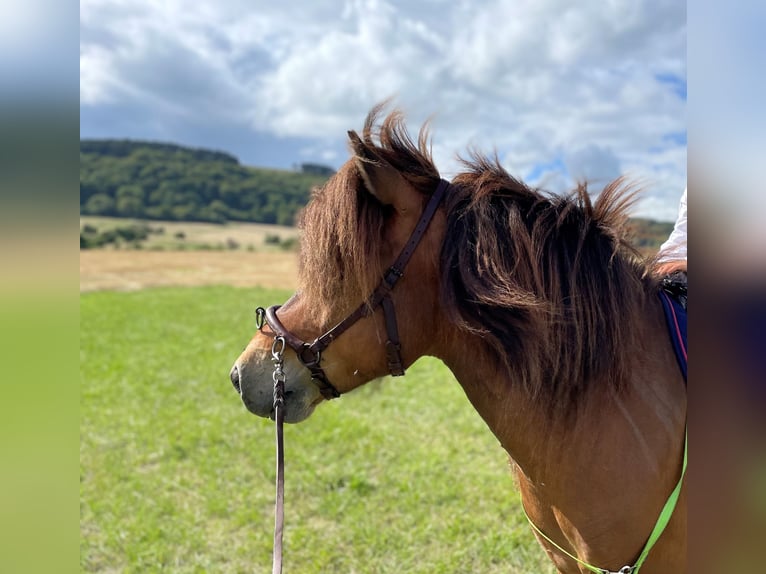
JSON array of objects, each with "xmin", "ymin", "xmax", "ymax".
[{"xmin": 655, "ymin": 188, "xmax": 687, "ymax": 275}]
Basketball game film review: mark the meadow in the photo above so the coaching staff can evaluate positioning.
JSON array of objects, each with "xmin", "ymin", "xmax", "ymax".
[
  {"xmin": 80, "ymin": 285, "xmax": 556, "ymax": 573},
  {"xmin": 79, "ymin": 217, "xmax": 301, "ymax": 292}
]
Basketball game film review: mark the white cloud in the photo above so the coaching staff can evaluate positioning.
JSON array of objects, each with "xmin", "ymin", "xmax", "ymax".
[{"xmin": 80, "ymin": 0, "xmax": 686, "ymax": 220}]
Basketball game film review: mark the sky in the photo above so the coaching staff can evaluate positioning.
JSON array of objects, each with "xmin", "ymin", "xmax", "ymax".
[{"xmin": 80, "ymin": 0, "xmax": 687, "ymax": 222}]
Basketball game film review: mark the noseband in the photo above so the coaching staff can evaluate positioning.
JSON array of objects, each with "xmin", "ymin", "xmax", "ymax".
[{"xmin": 255, "ymin": 178, "xmax": 451, "ymax": 400}]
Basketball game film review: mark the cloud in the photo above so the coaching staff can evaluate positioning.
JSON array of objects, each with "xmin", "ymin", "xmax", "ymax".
[
  {"xmin": 80, "ymin": 0, "xmax": 686, "ymax": 220},
  {"xmin": 246, "ymin": 0, "xmax": 451, "ymax": 137}
]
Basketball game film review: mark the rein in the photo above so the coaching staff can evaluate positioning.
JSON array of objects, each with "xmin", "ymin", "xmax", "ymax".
[{"xmin": 256, "ymin": 178, "xmax": 451, "ymax": 573}]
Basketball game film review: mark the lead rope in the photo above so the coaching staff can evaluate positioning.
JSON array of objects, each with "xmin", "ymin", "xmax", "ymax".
[{"xmin": 271, "ymin": 337, "xmax": 286, "ymax": 574}]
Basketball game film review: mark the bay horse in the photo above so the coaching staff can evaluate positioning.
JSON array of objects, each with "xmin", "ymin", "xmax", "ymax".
[{"xmin": 229, "ymin": 107, "xmax": 687, "ymax": 573}]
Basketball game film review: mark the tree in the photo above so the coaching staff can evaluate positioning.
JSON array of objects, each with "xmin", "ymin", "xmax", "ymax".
[
  {"xmin": 299, "ymin": 163, "xmax": 336, "ymax": 176},
  {"xmin": 83, "ymin": 193, "xmax": 115, "ymax": 215}
]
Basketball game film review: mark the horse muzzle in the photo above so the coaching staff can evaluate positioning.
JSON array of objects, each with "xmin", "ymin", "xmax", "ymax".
[{"xmin": 230, "ymin": 348, "xmax": 323, "ymax": 423}]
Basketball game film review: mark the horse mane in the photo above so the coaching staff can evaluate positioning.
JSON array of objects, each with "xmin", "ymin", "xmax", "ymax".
[
  {"xmin": 443, "ymin": 159, "xmax": 654, "ymax": 416},
  {"xmin": 299, "ymin": 108, "xmax": 655, "ymax": 416}
]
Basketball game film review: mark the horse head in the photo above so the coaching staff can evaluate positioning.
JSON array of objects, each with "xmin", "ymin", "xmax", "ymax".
[{"xmin": 230, "ymin": 112, "xmax": 447, "ymax": 423}]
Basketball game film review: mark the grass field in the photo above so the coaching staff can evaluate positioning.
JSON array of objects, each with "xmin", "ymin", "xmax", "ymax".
[{"xmin": 80, "ymin": 286, "xmax": 555, "ymax": 573}]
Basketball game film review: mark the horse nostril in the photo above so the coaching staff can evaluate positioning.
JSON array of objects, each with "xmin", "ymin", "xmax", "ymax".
[{"xmin": 229, "ymin": 365, "xmax": 241, "ymax": 394}]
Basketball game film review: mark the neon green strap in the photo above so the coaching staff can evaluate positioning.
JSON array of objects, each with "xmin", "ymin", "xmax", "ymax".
[
  {"xmin": 521, "ymin": 427, "xmax": 687, "ymax": 574},
  {"xmin": 522, "ymin": 507, "xmax": 608, "ymax": 573},
  {"xmin": 632, "ymin": 427, "xmax": 687, "ymax": 572}
]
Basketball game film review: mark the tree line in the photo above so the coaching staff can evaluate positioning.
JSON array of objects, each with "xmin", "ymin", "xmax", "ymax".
[{"xmin": 80, "ymin": 140, "xmax": 334, "ymax": 225}]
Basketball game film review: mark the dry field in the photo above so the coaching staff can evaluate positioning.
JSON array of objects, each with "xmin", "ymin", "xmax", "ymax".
[
  {"xmin": 80, "ymin": 217, "xmax": 301, "ymax": 292},
  {"xmin": 80, "ymin": 250, "xmax": 298, "ymax": 292}
]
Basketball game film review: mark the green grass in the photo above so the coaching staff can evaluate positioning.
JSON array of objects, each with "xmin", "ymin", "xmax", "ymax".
[{"xmin": 80, "ymin": 286, "xmax": 555, "ymax": 573}]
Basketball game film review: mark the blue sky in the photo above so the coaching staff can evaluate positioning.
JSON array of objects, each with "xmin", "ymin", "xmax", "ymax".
[{"xmin": 80, "ymin": 0, "xmax": 686, "ymax": 221}]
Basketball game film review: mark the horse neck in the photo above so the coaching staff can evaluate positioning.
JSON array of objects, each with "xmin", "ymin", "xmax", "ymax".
[
  {"xmin": 434, "ymin": 289, "xmax": 685, "ymax": 464},
  {"xmin": 433, "ymin": 327, "xmax": 567, "ymax": 475},
  {"xmin": 432, "ymin": 298, "xmax": 687, "ymax": 567}
]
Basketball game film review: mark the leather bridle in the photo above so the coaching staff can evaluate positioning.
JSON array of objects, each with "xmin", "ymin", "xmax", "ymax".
[{"xmin": 255, "ymin": 178, "xmax": 451, "ymax": 400}]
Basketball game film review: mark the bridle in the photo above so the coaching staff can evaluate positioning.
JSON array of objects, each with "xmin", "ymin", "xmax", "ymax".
[{"xmin": 255, "ymin": 178, "xmax": 451, "ymax": 400}]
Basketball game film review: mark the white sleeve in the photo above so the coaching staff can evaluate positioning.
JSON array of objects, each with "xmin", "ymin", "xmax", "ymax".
[{"xmin": 657, "ymin": 188, "xmax": 687, "ymax": 263}]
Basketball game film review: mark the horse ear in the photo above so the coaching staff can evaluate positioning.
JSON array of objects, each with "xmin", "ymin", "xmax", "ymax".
[{"xmin": 348, "ymin": 130, "xmax": 417, "ymax": 213}]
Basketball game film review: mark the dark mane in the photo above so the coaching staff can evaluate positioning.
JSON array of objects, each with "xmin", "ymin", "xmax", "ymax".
[
  {"xmin": 442, "ymin": 157, "xmax": 654, "ymax": 414},
  {"xmin": 300, "ymin": 108, "xmax": 655, "ymax": 415}
]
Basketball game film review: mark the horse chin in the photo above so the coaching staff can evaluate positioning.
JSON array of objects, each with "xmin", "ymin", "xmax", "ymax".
[
  {"xmin": 240, "ymin": 379, "xmax": 323, "ymax": 424},
  {"xmin": 240, "ymin": 392, "xmax": 320, "ymax": 423},
  {"xmin": 280, "ymin": 399, "xmax": 321, "ymax": 424}
]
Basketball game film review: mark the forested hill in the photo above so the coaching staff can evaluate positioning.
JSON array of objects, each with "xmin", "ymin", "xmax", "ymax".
[{"xmin": 80, "ymin": 140, "xmax": 334, "ymax": 225}]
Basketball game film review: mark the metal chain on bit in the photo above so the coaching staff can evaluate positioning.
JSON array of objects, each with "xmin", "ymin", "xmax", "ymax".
[
  {"xmin": 271, "ymin": 336, "xmax": 286, "ymax": 574},
  {"xmin": 272, "ymin": 336, "xmax": 286, "ymax": 411}
]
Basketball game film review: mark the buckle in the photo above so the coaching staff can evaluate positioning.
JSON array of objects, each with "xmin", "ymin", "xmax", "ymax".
[
  {"xmin": 383, "ymin": 266, "xmax": 404, "ymax": 289},
  {"xmin": 298, "ymin": 345, "xmax": 321, "ymax": 369}
]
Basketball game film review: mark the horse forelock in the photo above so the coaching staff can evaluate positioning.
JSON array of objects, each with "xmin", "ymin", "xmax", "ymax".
[
  {"xmin": 441, "ymin": 159, "xmax": 655, "ymax": 418},
  {"xmin": 297, "ymin": 107, "xmax": 439, "ymax": 327}
]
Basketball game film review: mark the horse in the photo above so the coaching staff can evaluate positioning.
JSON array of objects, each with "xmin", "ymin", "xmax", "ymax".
[{"xmin": 229, "ymin": 106, "xmax": 687, "ymax": 573}]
